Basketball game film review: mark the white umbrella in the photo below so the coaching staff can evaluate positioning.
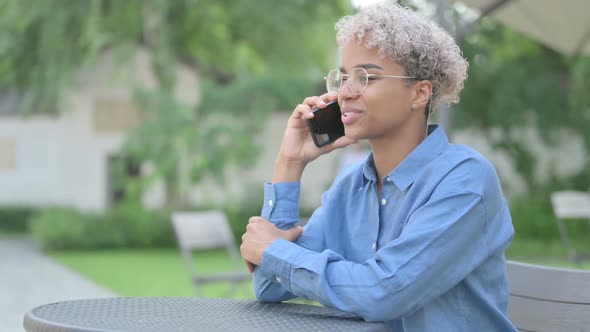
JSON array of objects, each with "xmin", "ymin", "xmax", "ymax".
[{"xmin": 458, "ymin": 0, "xmax": 590, "ymax": 55}]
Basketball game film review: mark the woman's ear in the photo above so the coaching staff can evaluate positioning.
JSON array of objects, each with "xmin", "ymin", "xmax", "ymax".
[{"xmin": 412, "ymin": 80, "xmax": 433, "ymax": 110}]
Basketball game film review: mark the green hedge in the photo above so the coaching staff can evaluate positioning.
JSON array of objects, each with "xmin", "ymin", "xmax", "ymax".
[
  {"xmin": 25, "ymin": 190, "xmax": 590, "ymax": 249},
  {"xmin": 509, "ymin": 192, "xmax": 590, "ymax": 240},
  {"xmin": 27, "ymin": 191, "xmax": 317, "ymax": 251},
  {"xmin": 28, "ymin": 195, "xmax": 272, "ymax": 251},
  {"xmin": 30, "ymin": 205, "xmax": 175, "ymax": 251},
  {"xmin": 0, "ymin": 206, "xmax": 37, "ymax": 233}
]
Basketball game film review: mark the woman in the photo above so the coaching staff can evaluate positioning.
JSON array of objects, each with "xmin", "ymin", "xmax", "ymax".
[{"xmin": 240, "ymin": 3, "xmax": 516, "ymax": 331}]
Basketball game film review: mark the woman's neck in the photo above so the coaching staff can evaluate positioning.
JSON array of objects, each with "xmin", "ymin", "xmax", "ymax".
[{"xmin": 370, "ymin": 122, "xmax": 426, "ymax": 196}]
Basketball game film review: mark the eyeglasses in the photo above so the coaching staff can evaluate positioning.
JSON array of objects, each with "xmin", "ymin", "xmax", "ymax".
[{"xmin": 325, "ymin": 67, "xmax": 415, "ymax": 95}]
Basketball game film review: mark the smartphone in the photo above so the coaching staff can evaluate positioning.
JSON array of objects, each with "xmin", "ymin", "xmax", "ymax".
[{"xmin": 306, "ymin": 100, "xmax": 345, "ymax": 148}]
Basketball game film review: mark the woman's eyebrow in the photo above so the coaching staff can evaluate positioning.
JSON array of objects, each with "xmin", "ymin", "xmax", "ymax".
[{"xmin": 339, "ymin": 63, "xmax": 384, "ymax": 73}]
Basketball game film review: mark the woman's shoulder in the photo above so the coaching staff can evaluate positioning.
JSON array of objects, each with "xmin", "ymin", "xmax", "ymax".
[
  {"xmin": 443, "ymin": 143, "xmax": 497, "ymax": 174},
  {"xmin": 432, "ymin": 143, "xmax": 502, "ymax": 198}
]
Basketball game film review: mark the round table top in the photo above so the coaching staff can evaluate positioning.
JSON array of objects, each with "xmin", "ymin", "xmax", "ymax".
[{"xmin": 23, "ymin": 297, "xmax": 387, "ymax": 332}]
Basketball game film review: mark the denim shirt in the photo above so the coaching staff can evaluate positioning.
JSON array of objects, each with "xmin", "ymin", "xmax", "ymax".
[{"xmin": 253, "ymin": 125, "xmax": 517, "ymax": 332}]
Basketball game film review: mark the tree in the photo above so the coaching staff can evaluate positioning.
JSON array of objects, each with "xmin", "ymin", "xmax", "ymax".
[
  {"xmin": 0, "ymin": 0, "xmax": 350, "ymax": 207},
  {"xmin": 397, "ymin": 0, "xmax": 590, "ymax": 193},
  {"xmin": 456, "ymin": 19, "xmax": 590, "ymax": 192}
]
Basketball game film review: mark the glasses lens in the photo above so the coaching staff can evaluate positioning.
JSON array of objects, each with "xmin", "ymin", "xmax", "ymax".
[
  {"xmin": 325, "ymin": 70, "xmax": 342, "ymax": 94},
  {"xmin": 351, "ymin": 68, "xmax": 368, "ymax": 95}
]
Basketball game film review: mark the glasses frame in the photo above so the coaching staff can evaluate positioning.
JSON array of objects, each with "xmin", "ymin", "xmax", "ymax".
[{"xmin": 325, "ymin": 67, "xmax": 416, "ymax": 95}]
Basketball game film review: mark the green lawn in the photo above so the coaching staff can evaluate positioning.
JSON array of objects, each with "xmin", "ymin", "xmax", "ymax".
[
  {"xmin": 51, "ymin": 248, "xmax": 255, "ymax": 298},
  {"xmin": 506, "ymin": 237, "xmax": 590, "ymax": 269},
  {"xmin": 50, "ymin": 237, "xmax": 590, "ymax": 298}
]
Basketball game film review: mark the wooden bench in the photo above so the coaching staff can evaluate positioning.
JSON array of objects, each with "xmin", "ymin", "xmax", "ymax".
[{"xmin": 507, "ymin": 260, "xmax": 590, "ymax": 331}]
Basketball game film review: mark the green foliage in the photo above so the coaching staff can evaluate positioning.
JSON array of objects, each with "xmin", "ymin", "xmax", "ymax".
[
  {"xmin": 456, "ymin": 19, "xmax": 590, "ymax": 191},
  {"xmin": 117, "ymin": 64, "xmax": 331, "ymax": 207},
  {"xmin": 0, "ymin": 0, "xmax": 348, "ymax": 114},
  {"xmin": 506, "ymin": 238, "xmax": 590, "ymax": 268},
  {"xmin": 118, "ymin": 76, "xmax": 274, "ymax": 206},
  {"xmin": 509, "ymin": 192, "xmax": 590, "ymax": 240},
  {"xmin": 0, "ymin": 206, "xmax": 38, "ymax": 233},
  {"xmin": 27, "ymin": 195, "xmax": 269, "ymax": 251},
  {"xmin": 567, "ymin": 57, "xmax": 590, "ymax": 151},
  {"xmin": 173, "ymin": 0, "xmax": 349, "ymax": 76},
  {"xmin": 547, "ymin": 170, "xmax": 590, "ymax": 193},
  {"xmin": 222, "ymin": 193, "xmax": 266, "ymax": 245},
  {"xmin": 0, "ymin": 0, "xmax": 132, "ymax": 113},
  {"xmin": 29, "ymin": 205, "xmax": 174, "ymax": 251},
  {"xmin": 0, "ymin": 0, "xmax": 348, "ymax": 206},
  {"xmin": 29, "ymin": 208, "xmax": 90, "ymax": 250},
  {"xmin": 2, "ymin": 0, "xmax": 349, "ymax": 208},
  {"xmin": 104, "ymin": 202, "xmax": 175, "ymax": 248},
  {"xmin": 458, "ymin": 20, "xmax": 571, "ymax": 133}
]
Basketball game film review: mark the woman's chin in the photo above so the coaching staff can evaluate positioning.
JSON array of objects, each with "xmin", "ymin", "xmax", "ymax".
[{"xmin": 344, "ymin": 127, "xmax": 366, "ymax": 141}]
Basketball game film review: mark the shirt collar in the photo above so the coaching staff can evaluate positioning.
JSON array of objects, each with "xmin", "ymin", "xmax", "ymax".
[{"xmin": 361, "ymin": 124, "xmax": 449, "ymax": 191}]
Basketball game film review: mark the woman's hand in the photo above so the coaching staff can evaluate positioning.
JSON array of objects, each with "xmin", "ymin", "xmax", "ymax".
[
  {"xmin": 241, "ymin": 217, "xmax": 304, "ymax": 267},
  {"xmin": 272, "ymin": 93, "xmax": 357, "ymax": 182}
]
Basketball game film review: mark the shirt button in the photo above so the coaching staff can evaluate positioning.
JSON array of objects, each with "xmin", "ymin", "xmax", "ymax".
[
  {"xmin": 386, "ymin": 177, "xmax": 392, "ymax": 182},
  {"xmin": 358, "ymin": 186, "xmax": 363, "ymax": 191},
  {"xmin": 372, "ymin": 243, "xmax": 376, "ymax": 250},
  {"xmin": 275, "ymin": 276, "xmax": 282, "ymax": 283},
  {"xmin": 268, "ymin": 200, "xmax": 274, "ymax": 207},
  {"xmin": 381, "ymin": 198, "xmax": 387, "ymax": 205}
]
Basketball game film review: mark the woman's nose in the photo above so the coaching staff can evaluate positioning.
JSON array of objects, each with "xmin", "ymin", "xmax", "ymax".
[{"xmin": 338, "ymin": 81, "xmax": 359, "ymax": 100}]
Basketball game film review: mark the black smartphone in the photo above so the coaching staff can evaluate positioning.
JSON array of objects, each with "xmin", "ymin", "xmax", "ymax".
[{"xmin": 306, "ymin": 100, "xmax": 345, "ymax": 148}]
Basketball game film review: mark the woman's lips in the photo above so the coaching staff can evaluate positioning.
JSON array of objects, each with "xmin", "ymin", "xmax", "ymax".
[{"xmin": 341, "ymin": 107, "xmax": 363, "ymax": 125}]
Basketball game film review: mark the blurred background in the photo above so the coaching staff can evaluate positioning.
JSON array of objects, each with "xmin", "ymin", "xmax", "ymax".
[{"xmin": 1, "ymin": 0, "xmax": 589, "ymax": 330}]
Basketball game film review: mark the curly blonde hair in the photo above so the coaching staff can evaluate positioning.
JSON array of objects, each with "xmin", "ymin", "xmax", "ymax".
[{"xmin": 335, "ymin": 2, "xmax": 468, "ymax": 109}]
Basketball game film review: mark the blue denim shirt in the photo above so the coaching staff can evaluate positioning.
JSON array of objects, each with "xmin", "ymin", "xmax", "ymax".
[{"xmin": 254, "ymin": 125, "xmax": 517, "ymax": 331}]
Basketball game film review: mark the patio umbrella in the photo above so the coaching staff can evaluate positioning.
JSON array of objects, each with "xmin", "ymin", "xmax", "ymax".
[{"xmin": 457, "ymin": 0, "xmax": 590, "ymax": 56}]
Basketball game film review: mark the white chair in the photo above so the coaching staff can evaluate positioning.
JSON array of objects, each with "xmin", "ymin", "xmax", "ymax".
[
  {"xmin": 550, "ymin": 191, "xmax": 590, "ymax": 264},
  {"xmin": 171, "ymin": 210, "xmax": 251, "ymax": 297},
  {"xmin": 507, "ymin": 260, "xmax": 590, "ymax": 332}
]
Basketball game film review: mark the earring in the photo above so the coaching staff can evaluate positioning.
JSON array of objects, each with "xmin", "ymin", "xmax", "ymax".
[{"xmin": 411, "ymin": 104, "xmax": 417, "ymax": 110}]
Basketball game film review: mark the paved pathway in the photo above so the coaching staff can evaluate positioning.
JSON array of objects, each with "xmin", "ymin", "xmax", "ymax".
[{"xmin": 0, "ymin": 235, "xmax": 116, "ymax": 332}]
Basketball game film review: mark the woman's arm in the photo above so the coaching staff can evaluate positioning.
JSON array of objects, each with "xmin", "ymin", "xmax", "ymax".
[
  {"xmin": 245, "ymin": 92, "xmax": 355, "ymax": 301},
  {"xmin": 251, "ymin": 183, "xmax": 328, "ymax": 302}
]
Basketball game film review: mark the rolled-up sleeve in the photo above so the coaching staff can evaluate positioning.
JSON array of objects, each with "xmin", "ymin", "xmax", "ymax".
[
  {"xmin": 258, "ymin": 192, "xmax": 490, "ymax": 321},
  {"xmin": 253, "ymin": 182, "xmax": 327, "ymax": 302}
]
